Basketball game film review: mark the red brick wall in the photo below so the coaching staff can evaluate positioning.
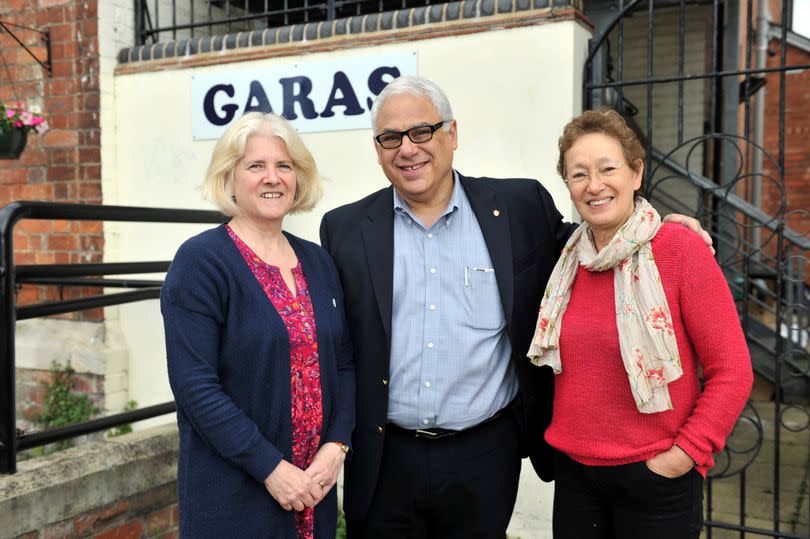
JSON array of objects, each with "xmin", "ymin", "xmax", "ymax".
[
  {"xmin": 12, "ymin": 483, "xmax": 179, "ymax": 539},
  {"xmin": 0, "ymin": 0, "xmax": 103, "ymax": 315},
  {"xmin": 759, "ymin": 39, "xmax": 810, "ymax": 235}
]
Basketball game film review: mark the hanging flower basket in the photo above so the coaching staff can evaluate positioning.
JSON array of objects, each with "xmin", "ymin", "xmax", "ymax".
[
  {"xmin": 0, "ymin": 101, "xmax": 49, "ymax": 160},
  {"xmin": 0, "ymin": 128, "xmax": 28, "ymax": 159}
]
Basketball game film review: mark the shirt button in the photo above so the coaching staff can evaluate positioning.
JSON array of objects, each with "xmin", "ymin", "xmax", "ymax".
[
  {"xmin": 422, "ymin": 419, "xmax": 430, "ymax": 425},
  {"xmin": 430, "ymin": 268, "xmax": 436, "ymax": 274},
  {"xmin": 425, "ymin": 381, "xmax": 431, "ymax": 388},
  {"xmin": 427, "ymin": 342, "xmax": 434, "ymax": 349},
  {"xmin": 377, "ymin": 425, "xmax": 384, "ymax": 433},
  {"xmin": 429, "ymin": 304, "xmax": 436, "ymax": 311},
  {"xmin": 427, "ymin": 233, "xmax": 433, "ymax": 239}
]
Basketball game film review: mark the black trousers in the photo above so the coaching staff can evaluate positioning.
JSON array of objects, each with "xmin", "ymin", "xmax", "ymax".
[
  {"xmin": 347, "ymin": 412, "xmax": 522, "ymax": 539},
  {"xmin": 552, "ymin": 452, "xmax": 704, "ymax": 539}
]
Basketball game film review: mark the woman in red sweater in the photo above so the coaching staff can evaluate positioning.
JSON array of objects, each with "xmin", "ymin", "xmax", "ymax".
[{"xmin": 528, "ymin": 109, "xmax": 752, "ymax": 539}]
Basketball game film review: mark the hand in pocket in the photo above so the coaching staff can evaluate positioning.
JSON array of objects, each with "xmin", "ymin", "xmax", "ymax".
[{"xmin": 645, "ymin": 445, "xmax": 694, "ymax": 479}]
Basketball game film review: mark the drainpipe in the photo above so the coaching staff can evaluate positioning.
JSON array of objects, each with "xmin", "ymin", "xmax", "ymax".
[{"xmin": 752, "ymin": 0, "xmax": 770, "ymax": 255}]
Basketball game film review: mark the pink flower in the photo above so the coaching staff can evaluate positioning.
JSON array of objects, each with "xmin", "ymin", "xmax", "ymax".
[
  {"xmin": 646, "ymin": 367, "xmax": 666, "ymax": 385},
  {"xmin": 633, "ymin": 346, "xmax": 645, "ymax": 372},
  {"xmin": 537, "ymin": 317, "xmax": 549, "ymax": 337},
  {"xmin": 641, "ymin": 210, "xmax": 655, "ymax": 223},
  {"xmin": 1, "ymin": 102, "xmax": 48, "ymax": 135},
  {"xmin": 35, "ymin": 120, "xmax": 50, "ymax": 134},
  {"xmin": 623, "ymin": 302, "xmax": 633, "ymax": 314},
  {"xmin": 646, "ymin": 306, "xmax": 674, "ymax": 335}
]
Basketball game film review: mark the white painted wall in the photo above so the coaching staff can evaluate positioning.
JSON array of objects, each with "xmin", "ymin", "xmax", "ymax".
[
  {"xmin": 99, "ymin": 0, "xmax": 136, "ymax": 209},
  {"xmin": 105, "ymin": 18, "xmax": 591, "ymax": 536},
  {"xmin": 110, "ymin": 19, "xmax": 589, "ymax": 407},
  {"xmin": 94, "ymin": 0, "xmax": 240, "ymax": 415},
  {"xmin": 74, "ymin": 0, "xmax": 140, "ymax": 414}
]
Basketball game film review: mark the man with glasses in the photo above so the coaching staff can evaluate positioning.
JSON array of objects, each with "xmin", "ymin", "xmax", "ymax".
[{"xmin": 319, "ymin": 75, "xmax": 708, "ymax": 538}]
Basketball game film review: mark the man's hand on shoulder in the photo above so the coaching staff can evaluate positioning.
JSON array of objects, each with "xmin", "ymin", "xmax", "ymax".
[{"xmin": 662, "ymin": 214, "xmax": 715, "ymax": 255}]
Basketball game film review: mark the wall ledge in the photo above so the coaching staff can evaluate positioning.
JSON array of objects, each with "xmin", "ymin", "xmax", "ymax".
[
  {"xmin": 116, "ymin": 1, "xmax": 587, "ymax": 75},
  {"xmin": 0, "ymin": 424, "xmax": 178, "ymax": 539}
]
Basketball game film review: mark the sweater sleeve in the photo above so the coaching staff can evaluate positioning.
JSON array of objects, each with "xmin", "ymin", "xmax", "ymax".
[
  {"xmin": 162, "ymin": 240, "xmax": 284, "ymax": 484},
  {"xmin": 672, "ymin": 232, "xmax": 753, "ymax": 467}
]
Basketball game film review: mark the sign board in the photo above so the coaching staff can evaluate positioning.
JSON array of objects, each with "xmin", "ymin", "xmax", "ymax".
[{"xmin": 191, "ymin": 51, "xmax": 417, "ymax": 140}]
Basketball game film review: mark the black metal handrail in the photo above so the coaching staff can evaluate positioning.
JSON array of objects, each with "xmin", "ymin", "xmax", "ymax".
[
  {"xmin": 0, "ymin": 201, "xmax": 224, "ymax": 474},
  {"xmin": 649, "ymin": 144, "xmax": 809, "ymax": 252}
]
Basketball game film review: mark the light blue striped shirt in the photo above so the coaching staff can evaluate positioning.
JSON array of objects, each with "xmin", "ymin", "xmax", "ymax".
[{"xmin": 388, "ymin": 172, "xmax": 518, "ymax": 430}]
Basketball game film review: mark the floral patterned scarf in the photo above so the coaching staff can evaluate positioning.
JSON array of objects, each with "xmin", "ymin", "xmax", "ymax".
[{"xmin": 527, "ymin": 197, "xmax": 682, "ymax": 413}]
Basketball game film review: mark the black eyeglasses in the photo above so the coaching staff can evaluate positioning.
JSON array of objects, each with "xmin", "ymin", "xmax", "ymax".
[{"xmin": 374, "ymin": 121, "xmax": 448, "ymax": 149}]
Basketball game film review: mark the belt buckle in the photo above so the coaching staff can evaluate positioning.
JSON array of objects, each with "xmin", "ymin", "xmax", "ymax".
[{"xmin": 414, "ymin": 427, "xmax": 458, "ymax": 440}]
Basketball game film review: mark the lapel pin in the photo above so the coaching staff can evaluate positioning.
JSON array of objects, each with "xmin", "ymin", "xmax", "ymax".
[{"xmin": 493, "ymin": 210, "xmax": 500, "ymax": 217}]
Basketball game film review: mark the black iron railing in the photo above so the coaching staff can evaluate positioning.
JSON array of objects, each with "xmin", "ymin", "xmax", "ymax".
[
  {"xmin": 583, "ymin": 1, "xmax": 810, "ymax": 537},
  {"xmin": 135, "ymin": 0, "xmax": 450, "ymax": 45},
  {"xmin": 0, "ymin": 201, "xmax": 224, "ymax": 474}
]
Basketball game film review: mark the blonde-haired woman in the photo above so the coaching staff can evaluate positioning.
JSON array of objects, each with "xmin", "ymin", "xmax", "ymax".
[
  {"xmin": 528, "ymin": 109, "xmax": 752, "ymax": 538},
  {"xmin": 162, "ymin": 112, "xmax": 355, "ymax": 538}
]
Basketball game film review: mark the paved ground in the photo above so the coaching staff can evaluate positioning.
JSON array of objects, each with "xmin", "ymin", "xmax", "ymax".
[
  {"xmin": 700, "ymin": 400, "xmax": 809, "ymax": 538},
  {"xmin": 507, "ymin": 464, "xmax": 553, "ymax": 538}
]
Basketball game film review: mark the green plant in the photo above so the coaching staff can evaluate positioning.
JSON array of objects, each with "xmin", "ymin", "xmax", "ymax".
[
  {"xmin": 336, "ymin": 508, "xmax": 346, "ymax": 539},
  {"xmin": 0, "ymin": 101, "xmax": 48, "ymax": 134},
  {"xmin": 107, "ymin": 400, "xmax": 138, "ymax": 437},
  {"xmin": 33, "ymin": 361, "xmax": 99, "ymax": 452}
]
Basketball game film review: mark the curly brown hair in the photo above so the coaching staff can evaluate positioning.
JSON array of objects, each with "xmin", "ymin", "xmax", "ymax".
[{"xmin": 556, "ymin": 108, "xmax": 645, "ymax": 180}]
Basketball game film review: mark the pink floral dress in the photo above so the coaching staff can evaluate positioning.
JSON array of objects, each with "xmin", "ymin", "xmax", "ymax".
[{"xmin": 227, "ymin": 225, "xmax": 323, "ymax": 539}]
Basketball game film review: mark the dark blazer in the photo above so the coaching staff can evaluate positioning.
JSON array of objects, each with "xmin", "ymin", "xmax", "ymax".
[
  {"xmin": 162, "ymin": 225, "xmax": 355, "ymax": 538},
  {"xmin": 319, "ymin": 173, "xmax": 575, "ymax": 519}
]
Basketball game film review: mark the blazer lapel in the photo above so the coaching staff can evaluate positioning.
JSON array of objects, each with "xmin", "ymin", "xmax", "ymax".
[
  {"xmin": 360, "ymin": 187, "xmax": 395, "ymax": 350},
  {"xmin": 460, "ymin": 174, "xmax": 515, "ymax": 327}
]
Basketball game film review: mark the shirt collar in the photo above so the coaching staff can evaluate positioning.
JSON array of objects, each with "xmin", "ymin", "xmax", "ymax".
[{"xmin": 392, "ymin": 170, "xmax": 462, "ymax": 229}]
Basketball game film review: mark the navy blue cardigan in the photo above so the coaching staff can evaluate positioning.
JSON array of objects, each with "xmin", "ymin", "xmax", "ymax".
[{"xmin": 161, "ymin": 225, "xmax": 355, "ymax": 538}]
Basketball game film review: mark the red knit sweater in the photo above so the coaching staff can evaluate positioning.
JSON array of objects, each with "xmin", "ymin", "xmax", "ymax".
[{"xmin": 544, "ymin": 223, "xmax": 753, "ymax": 477}]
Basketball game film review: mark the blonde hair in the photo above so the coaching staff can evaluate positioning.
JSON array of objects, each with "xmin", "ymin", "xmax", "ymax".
[
  {"xmin": 202, "ymin": 112, "xmax": 322, "ymax": 216},
  {"xmin": 557, "ymin": 108, "xmax": 645, "ymax": 180}
]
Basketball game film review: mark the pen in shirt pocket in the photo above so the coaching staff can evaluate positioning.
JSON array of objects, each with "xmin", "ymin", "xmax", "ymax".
[{"xmin": 464, "ymin": 266, "xmax": 495, "ymax": 286}]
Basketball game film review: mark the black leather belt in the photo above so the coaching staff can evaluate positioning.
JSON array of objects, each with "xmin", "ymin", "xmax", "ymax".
[{"xmin": 392, "ymin": 410, "xmax": 505, "ymax": 440}]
